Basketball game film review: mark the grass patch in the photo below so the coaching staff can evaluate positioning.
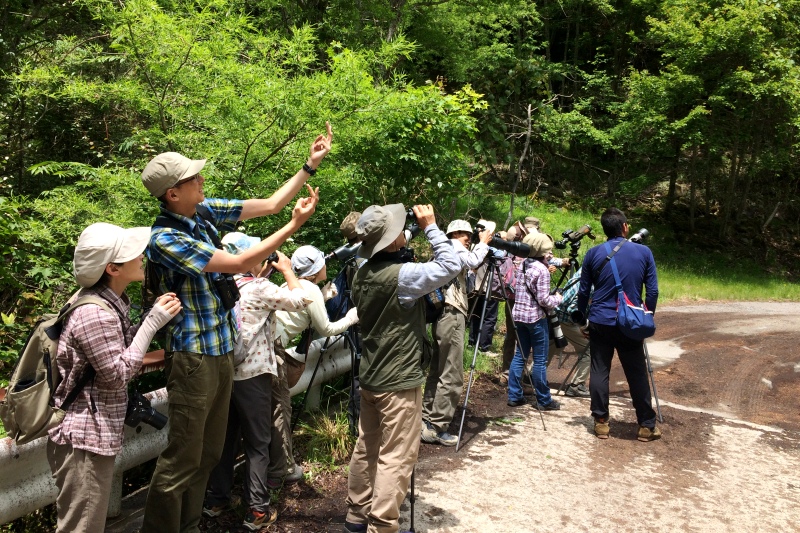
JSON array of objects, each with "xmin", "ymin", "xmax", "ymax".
[{"xmin": 294, "ymin": 408, "xmax": 355, "ymax": 469}]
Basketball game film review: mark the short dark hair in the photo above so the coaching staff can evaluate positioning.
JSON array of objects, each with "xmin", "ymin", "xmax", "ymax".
[{"xmin": 600, "ymin": 208, "xmax": 627, "ymax": 238}]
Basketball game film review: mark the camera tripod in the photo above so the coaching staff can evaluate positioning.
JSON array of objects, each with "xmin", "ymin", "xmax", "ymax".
[{"xmin": 456, "ymin": 252, "xmax": 547, "ymax": 451}]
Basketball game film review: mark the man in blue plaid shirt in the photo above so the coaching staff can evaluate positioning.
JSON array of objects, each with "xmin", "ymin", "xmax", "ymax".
[{"xmin": 139, "ymin": 123, "xmax": 332, "ymax": 533}]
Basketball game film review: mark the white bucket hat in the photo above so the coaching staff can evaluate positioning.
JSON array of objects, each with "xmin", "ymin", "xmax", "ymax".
[
  {"xmin": 355, "ymin": 204, "xmax": 407, "ymax": 258},
  {"xmin": 141, "ymin": 152, "xmax": 206, "ymax": 198},
  {"xmin": 73, "ymin": 223, "xmax": 150, "ymax": 288},
  {"xmin": 446, "ymin": 219, "xmax": 472, "ymax": 236}
]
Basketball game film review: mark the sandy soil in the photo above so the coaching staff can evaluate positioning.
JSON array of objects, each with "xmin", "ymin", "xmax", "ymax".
[{"xmin": 407, "ymin": 301, "xmax": 800, "ymax": 533}]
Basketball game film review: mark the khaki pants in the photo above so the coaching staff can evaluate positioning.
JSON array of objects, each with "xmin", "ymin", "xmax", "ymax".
[
  {"xmin": 346, "ymin": 387, "xmax": 422, "ymax": 533},
  {"xmin": 422, "ymin": 305, "xmax": 464, "ymax": 432},
  {"xmin": 142, "ymin": 351, "xmax": 233, "ymax": 533},
  {"xmin": 544, "ymin": 323, "xmax": 590, "ymax": 384},
  {"xmin": 268, "ymin": 344, "xmax": 297, "ymax": 478},
  {"xmin": 47, "ymin": 440, "xmax": 115, "ymax": 533}
]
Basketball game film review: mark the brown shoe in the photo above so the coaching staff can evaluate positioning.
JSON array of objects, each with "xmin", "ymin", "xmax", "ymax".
[
  {"xmin": 594, "ymin": 418, "xmax": 610, "ymax": 439},
  {"xmin": 637, "ymin": 425, "xmax": 662, "ymax": 442}
]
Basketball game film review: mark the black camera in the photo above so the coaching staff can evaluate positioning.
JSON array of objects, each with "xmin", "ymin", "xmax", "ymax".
[
  {"xmin": 125, "ymin": 391, "xmax": 167, "ymax": 430},
  {"xmin": 470, "ymin": 223, "xmax": 485, "ymax": 245},
  {"xmin": 629, "ymin": 228, "xmax": 650, "ymax": 243},
  {"xmin": 213, "ymin": 274, "xmax": 240, "ymax": 311},
  {"xmin": 488, "ymin": 235, "xmax": 531, "ymax": 258},
  {"xmin": 555, "ymin": 225, "xmax": 596, "ymax": 249},
  {"xmin": 325, "ymin": 242, "xmax": 362, "ymax": 263}
]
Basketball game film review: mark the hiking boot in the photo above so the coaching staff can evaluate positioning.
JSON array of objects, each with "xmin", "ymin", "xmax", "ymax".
[
  {"xmin": 536, "ymin": 399, "xmax": 561, "ymax": 411},
  {"xmin": 594, "ymin": 418, "xmax": 610, "ymax": 439},
  {"xmin": 565, "ymin": 383, "xmax": 590, "ymax": 398},
  {"xmin": 202, "ymin": 494, "xmax": 241, "ymax": 518},
  {"xmin": 637, "ymin": 425, "xmax": 662, "ymax": 442},
  {"xmin": 243, "ymin": 506, "xmax": 278, "ymax": 530},
  {"xmin": 507, "ymin": 398, "xmax": 527, "ymax": 407},
  {"xmin": 267, "ymin": 464, "xmax": 304, "ymax": 490},
  {"xmin": 420, "ymin": 420, "xmax": 438, "ymax": 444},
  {"xmin": 344, "ymin": 521, "xmax": 368, "ymax": 533}
]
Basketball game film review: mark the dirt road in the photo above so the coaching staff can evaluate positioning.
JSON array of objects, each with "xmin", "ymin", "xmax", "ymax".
[{"xmin": 408, "ymin": 302, "xmax": 800, "ymax": 532}]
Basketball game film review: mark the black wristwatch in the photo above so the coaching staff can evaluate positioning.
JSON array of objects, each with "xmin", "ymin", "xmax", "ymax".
[{"xmin": 302, "ymin": 162, "xmax": 317, "ymax": 176}]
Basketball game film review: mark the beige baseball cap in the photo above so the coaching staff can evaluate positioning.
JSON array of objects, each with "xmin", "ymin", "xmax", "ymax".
[
  {"xmin": 73, "ymin": 223, "xmax": 150, "ymax": 288},
  {"xmin": 141, "ymin": 152, "xmax": 206, "ymax": 198},
  {"xmin": 523, "ymin": 232, "xmax": 554, "ymax": 258},
  {"xmin": 355, "ymin": 204, "xmax": 407, "ymax": 258}
]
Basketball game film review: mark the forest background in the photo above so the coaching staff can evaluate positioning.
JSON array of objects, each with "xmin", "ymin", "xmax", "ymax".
[{"xmin": 1, "ymin": 0, "xmax": 799, "ymax": 384}]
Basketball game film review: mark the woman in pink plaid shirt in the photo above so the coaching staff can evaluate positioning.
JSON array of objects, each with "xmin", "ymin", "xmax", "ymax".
[
  {"xmin": 507, "ymin": 233, "xmax": 563, "ymax": 410},
  {"xmin": 47, "ymin": 223, "xmax": 182, "ymax": 533}
]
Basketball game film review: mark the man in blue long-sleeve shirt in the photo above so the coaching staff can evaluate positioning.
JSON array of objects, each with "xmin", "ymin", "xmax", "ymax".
[
  {"xmin": 345, "ymin": 204, "xmax": 460, "ymax": 533},
  {"xmin": 576, "ymin": 208, "xmax": 660, "ymax": 442}
]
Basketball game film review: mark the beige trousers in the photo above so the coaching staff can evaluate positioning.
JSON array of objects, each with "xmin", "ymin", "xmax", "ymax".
[
  {"xmin": 422, "ymin": 305, "xmax": 465, "ymax": 432},
  {"xmin": 47, "ymin": 439, "xmax": 115, "ymax": 533},
  {"xmin": 346, "ymin": 387, "xmax": 422, "ymax": 533}
]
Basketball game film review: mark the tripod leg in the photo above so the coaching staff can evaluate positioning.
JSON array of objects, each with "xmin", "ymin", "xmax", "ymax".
[
  {"xmin": 291, "ymin": 335, "xmax": 333, "ymax": 432},
  {"xmin": 456, "ymin": 266, "xmax": 496, "ymax": 451},
  {"xmin": 643, "ymin": 341, "xmax": 663, "ymax": 423}
]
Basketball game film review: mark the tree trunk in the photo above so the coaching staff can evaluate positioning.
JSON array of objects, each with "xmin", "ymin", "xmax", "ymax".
[{"xmin": 505, "ymin": 104, "xmax": 533, "ymax": 230}]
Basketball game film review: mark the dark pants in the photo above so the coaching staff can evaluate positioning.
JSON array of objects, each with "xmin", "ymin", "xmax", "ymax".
[
  {"xmin": 207, "ymin": 373, "xmax": 273, "ymax": 513},
  {"xmin": 468, "ymin": 295, "xmax": 498, "ymax": 351},
  {"xmin": 588, "ymin": 323, "xmax": 656, "ymax": 428}
]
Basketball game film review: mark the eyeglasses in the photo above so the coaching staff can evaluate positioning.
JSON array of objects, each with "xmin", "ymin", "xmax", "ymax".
[{"xmin": 175, "ymin": 174, "xmax": 200, "ymax": 187}]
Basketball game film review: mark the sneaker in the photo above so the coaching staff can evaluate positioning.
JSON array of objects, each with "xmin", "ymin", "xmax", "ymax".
[
  {"xmin": 420, "ymin": 421, "xmax": 438, "ymax": 444},
  {"xmin": 344, "ymin": 521, "xmax": 368, "ymax": 533},
  {"xmin": 243, "ymin": 506, "xmax": 278, "ymax": 530},
  {"xmin": 267, "ymin": 464, "xmax": 304, "ymax": 490},
  {"xmin": 594, "ymin": 417, "xmax": 610, "ymax": 439},
  {"xmin": 202, "ymin": 494, "xmax": 241, "ymax": 518},
  {"xmin": 507, "ymin": 398, "xmax": 527, "ymax": 407},
  {"xmin": 565, "ymin": 383, "xmax": 591, "ymax": 398},
  {"xmin": 637, "ymin": 425, "xmax": 662, "ymax": 442},
  {"xmin": 536, "ymin": 399, "xmax": 561, "ymax": 411},
  {"xmin": 434, "ymin": 431, "xmax": 458, "ymax": 446}
]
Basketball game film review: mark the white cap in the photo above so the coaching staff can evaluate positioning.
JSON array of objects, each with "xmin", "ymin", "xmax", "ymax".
[
  {"xmin": 221, "ymin": 232, "xmax": 261, "ymax": 255},
  {"xmin": 291, "ymin": 245, "xmax": 326, "ymax": 278},
  {"xmin": 446, "ymin": 219, "xmax": 472, "ymax": 236},
  {"xmin": 73, "ymin": 223, "xmax": 150, "ymax": 288}
]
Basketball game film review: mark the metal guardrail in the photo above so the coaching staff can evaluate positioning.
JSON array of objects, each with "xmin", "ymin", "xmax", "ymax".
[{"xmin": 0, "ymin": 335, "xmax": 353, "ymax": 525}]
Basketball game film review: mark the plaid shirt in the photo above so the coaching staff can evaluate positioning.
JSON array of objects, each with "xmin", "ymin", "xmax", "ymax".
[
  {"xmin": 511, "ymin": 259, "xmax": 563, "ymax": 324},
  {"xmin": 147, "ymin": 198, "xmax": 243, "ymax": 356},
  {"xmin": 555, "ymin": 268, "xmax": 588, "ymax": 325},
  {"xmin": 49, "ymin": 286, "xmax": 140, "ymax": 456}
]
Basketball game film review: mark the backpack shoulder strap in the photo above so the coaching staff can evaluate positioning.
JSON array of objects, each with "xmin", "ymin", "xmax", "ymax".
[{"xmin": 57, "ymin": 295, "xmax": 116, "ymax": 411}]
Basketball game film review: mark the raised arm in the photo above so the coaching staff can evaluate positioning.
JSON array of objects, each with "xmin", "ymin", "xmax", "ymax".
[
  {"xmin": 398, "ymin": 204, "xmax": 461, "ymax": 306},
  {"xmin": 205, "ymin": 185, "xmax": 319, "ymax": 274},
  {"xmin": 239, "ymin": 122, "xmax": 333, "ymax": 220}
]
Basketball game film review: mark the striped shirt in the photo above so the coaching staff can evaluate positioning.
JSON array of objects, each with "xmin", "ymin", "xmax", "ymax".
[
  {"xmin": 511, "ymin": 258, "xmax": 563, "ymax": 324},
  {"xmin": 147, "ymin": 198, "xmax": 243, "ymax": 356},
  {"xmin": 49, "ymin": 286, "xmax": 141, "ymax": 456}
]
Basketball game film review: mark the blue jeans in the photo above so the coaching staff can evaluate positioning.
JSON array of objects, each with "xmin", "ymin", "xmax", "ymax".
[{"xmin": 508, "ymin": 318, "xmax": 553, "ymax": 405}]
